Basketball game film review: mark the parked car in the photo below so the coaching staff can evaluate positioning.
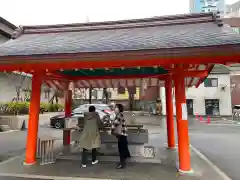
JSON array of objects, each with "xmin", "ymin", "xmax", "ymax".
[
  {"xmin": 75, "ymin": 104, "xmax": 116, "ymax": 120},
  {"xmin": 50, "ymin": 107, "xmax": 110, "ymax": 129}
]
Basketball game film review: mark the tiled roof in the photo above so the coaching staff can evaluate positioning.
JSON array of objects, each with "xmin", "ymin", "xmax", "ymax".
[{"xmin": 0, "ymin": 12, "xmax": 240, "ymax": 57}]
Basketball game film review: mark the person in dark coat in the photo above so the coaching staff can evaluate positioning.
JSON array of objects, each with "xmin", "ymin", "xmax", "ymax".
[{"xmin": 110, "ymin": 104, "xmax": 131, "ymax": 169}]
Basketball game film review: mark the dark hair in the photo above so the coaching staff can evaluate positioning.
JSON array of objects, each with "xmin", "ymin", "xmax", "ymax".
[
  {"xmin": 116, "ymin": 104, "xmax": 124, "ymax": 112},
  {"xmin": 89, "ymin": 106, "xmax": 96, "ymax": 112}
]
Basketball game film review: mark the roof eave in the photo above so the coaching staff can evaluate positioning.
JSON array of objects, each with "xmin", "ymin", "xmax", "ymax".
[
  {"xmin": 0, "ymin": 17, "xmax": 17, "ymax": 30},
  {"xmin": 0, "ymin": 29, "xmax": 11, "ymax": 38},
  {"xmin": 0, "ymin": 45, "xmax": 239, "ymax": 72}
]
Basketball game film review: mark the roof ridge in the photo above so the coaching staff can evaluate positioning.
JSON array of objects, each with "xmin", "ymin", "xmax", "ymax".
[
  {"xmin": 22, "ymin": 12, "xmax": 214, "ymax": 30},
  {"xmin": 22, "ymin": 17, "xmax": 214, "ymax": 35},
  {"xmin": 11, "ymin": 13, "xmax": 216, "ymax": 38},
  {"xmin": 11, "ymin": 26, "xmax": 24, "ymax": 39}
]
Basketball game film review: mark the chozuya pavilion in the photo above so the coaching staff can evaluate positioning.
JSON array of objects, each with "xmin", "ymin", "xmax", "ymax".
[{"xmin": 0, "ymin": 12, "xmax": 240, "ymax": 173}]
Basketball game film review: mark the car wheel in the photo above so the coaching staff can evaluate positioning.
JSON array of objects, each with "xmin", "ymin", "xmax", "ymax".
[{"xmin": 55, "ymin": 121, "xmax": 61, "ymax": 129}]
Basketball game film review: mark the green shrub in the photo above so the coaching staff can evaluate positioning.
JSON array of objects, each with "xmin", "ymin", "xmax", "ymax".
[
  {"xmin": 47, "ymin": 103, "xmax": 64, "ymax": 112},
  {"xmin": 0, "ymin": 102, "xmax": 63, "ymax": 115},
  {"xmin": 6, "ymin": 102, "xmax": 29, "ymax": 115},
  {"xmin": 40, "ymin": 102, "xmax": 49, "ymax": 113}
]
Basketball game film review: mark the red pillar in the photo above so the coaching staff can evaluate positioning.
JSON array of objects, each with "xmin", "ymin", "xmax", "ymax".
[
  {"xmin": 165, "ymin": 75, "xmax": 175, "ymax": 149},
  {"xmin": 63, "ymin": 89, "xmax": 72, "ymax": 146},
  {"xmin": 25, "ymin": 73, "xmax": 42, "ymax": 165},
  {"xmin": 64, "ymin": 90, "xmax": 72, "ymax": 117},
  {"xmin": 175, "ymin": 75, "xmax": 192, "ymax": 173}
]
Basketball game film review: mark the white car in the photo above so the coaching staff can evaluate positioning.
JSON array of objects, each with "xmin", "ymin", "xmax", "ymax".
[
  {"xmin": 50, "ymin": 105, "xmax": 111, "ymax": 129},
  {"xmin": 76, "ymin": 104, "xmax": 116, "ymax": 121}
]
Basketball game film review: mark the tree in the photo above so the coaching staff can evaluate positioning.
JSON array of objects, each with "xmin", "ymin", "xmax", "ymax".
[
  {"xmin": 43, "ymin": 87, "xmax": 51, "ymax": 100},
  {"xmin": 103, "ymin": 88, "xmax": 109, "ymax": 104},
  {"xmin": 4, "ymin": 72, "xmax": 28, "ymax": 102},
  {"xmin": 89, "ymin": 86, "xmax": 93, "ymax": 104},
  {"xmin": 127, "ymin": 87, "xmax": 136, "ymax": 111}
]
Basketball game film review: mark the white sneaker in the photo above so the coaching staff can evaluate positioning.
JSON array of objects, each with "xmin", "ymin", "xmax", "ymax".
[
  {"xmin": 92, "ymin": 160, "xmax": 99, "ymax": 165},
  {"xmin": 82, "ymin": 164, "xmax": 87, "ymax": 168}
]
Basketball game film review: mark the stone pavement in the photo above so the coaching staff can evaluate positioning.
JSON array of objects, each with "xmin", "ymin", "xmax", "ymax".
[
  {"xmin": 0, "ymin": 178, "xmax": 44, "ymax": 180},
  {"xmin": 0, "ymin": 140, "xmax": 227, "ymax": 180},
  {"xmin": 0, "ymin": 114, "xmax": 238, "ymax": 179},
  {"xmin": 0, "ymin": 157, "xmax": 224, "ymax": 180}
]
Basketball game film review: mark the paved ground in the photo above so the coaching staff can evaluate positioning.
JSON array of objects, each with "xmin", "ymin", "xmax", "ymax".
[
  {"xmin": 0, "ymin": 113, "xmax": 240, "ymax": 179},
  {"xmin": 0, "ymin": 178, "xmax": 45, "ymax": 180},
  {"xmin": 190, "ymin": 122, "xmax": 240, "ymax": 180}
]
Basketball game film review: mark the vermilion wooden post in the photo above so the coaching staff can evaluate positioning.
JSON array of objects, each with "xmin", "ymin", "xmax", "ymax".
[
  {"xmin": 64, "ymin": 90, "xmax": 72, "ymax": 117},
  {"xmin": 63, "ymin": 89, "xmax": 72, "ymax": 146},
  {"xmin": 24, "ymin": 73, "xmax": 42, "ymax": 165},
  {"xmin": 165, "ymin": 75, "xmax": 175, "ymax": 149},
  {"xmin": 174, "ymin": 75, "xmax": 192, "ymax": 173}
]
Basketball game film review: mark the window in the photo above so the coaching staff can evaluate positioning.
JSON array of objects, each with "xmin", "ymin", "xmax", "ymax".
[{"xmin": 204, "ymin": 78, "xmax": 218, "ymax": 87}]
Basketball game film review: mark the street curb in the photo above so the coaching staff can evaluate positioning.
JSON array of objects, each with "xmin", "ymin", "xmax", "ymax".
[
  {"xmin": 0, "ymin": 130, "xmax": 19, "ymax": 134},
  {"xmin": 190, "ymin": 145, "xmax": 232, "ymax": 180},
  {"xmin": 0, "ymin": 173, "xmax": 110, "ymax": 180}
]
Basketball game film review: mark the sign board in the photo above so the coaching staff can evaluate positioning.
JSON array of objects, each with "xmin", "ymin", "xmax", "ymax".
[
  {"xmin": 65, "ymin": 117, "xmax": 78, "ymax": 128},
  {"xmin": 181, "ymin": 103, "xmax": 188, "ymax": 120}
]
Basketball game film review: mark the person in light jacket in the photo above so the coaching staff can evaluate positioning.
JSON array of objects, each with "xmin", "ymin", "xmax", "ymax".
[
  {"xmin": 110, "ymin": 104, "xmax": 131, "ymax": 169},
  {"xmin": 79, "ymin": 106, "xmax": 103, "ymax": 168}
]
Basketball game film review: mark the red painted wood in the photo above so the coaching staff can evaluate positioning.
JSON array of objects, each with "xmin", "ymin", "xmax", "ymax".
[{"xmin": 0, "ymin": 55, "xmax": 239, "ymax": 72}]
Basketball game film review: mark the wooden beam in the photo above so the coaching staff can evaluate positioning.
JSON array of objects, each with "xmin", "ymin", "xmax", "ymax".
[
  {"xmin": 195, "ymin": 65, "xmax": 214, "ymax": 88},
  {"xmin": 70, "ymin": 74, "xmax": 168, "ymax": 81},
  {"xmin": 44, "ymin": 72, "xmax": 72, "ymax": 80},
  {"xmin": 0, "ymin": 54, "xmax": 240, "ymax": 72},
  {"xmin": 180, "ymin": 70, "xmax": 208, "ymax": 77},
  {"xmin": 187, "ymin": 65, "xmax": 199, "ymax": 87}
]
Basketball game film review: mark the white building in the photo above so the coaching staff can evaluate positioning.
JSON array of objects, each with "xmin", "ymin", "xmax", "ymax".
[
  {"xmin": 190, "ymin": 0, "xmax": 225, "ymax": 15},
  {"xmin": 226, "ymin": 0, "xmax": 240, "ymax": 18},
  {"xmin": 161, "ymin": 66, "xmax": 232, "ymax": 116}
]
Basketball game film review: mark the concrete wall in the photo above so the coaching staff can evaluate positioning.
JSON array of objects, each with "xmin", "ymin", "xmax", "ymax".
[{"xmin": 161, "ymin": 74, "xmax": 232, "ymax": 116}]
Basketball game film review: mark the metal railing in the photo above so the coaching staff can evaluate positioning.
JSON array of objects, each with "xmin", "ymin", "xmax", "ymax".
[{"xmin": 37, "ymin": 136, "xmax": 56, "ymax": 165}]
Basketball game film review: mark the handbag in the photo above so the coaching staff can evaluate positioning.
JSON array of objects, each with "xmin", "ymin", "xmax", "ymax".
[{"xmin": 112, "ymin": 121, "xmax": 122, "ymax": 136}]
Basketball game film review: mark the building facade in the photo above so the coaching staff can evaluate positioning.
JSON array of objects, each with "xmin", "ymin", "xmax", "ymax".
[
  {"xmin": 0, "ymin": 17, "xmax": 54, "ymax": 103},
  {"xmin": 225, "ymin": 0, "xmax": 240, "ymax": 33},
  {"xmin": 190, "ymin": 0, "xmax": 225, "ymax": 14},
  {"xmin": 226, "ymin": 0, "xmax": 240, "ymax": 17},
  {"xmin": 161, "ymin": 71, "xmax": 232, "ymax": 116}
]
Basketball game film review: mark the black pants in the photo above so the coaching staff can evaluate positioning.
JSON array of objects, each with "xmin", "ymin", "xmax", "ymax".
[
  {"xmin": 117, "ymin": 135, "xmax": 131, "ymax": 165},
  {"xmin": 82, "ymin": 148, "xmax": 97, "ymax": 165}
]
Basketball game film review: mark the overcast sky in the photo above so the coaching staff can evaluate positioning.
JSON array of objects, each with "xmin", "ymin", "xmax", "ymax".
[{"xmin": 1, "ymin": 0, "xmax": 239, "ymax": 26}]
